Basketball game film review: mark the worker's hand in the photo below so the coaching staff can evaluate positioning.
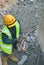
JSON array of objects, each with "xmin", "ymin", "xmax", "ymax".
[{"xmin": 14, "ymin": 38, "xmax": 20, "ymax": 43}]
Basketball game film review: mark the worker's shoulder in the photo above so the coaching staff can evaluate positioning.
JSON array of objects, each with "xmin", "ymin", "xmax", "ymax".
[
  {"xmin": 16, "ymin": 19, "xmax": 20, "ymax": 24},
  {"xmin": 2, "ymin": 25, "xmax": 7, "ymax": 29}
]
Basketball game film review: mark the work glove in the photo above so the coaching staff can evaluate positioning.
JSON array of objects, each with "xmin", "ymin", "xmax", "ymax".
[
  {"xmin": 15, "ymin": 38, "xmax": 20, "ymax": 43},
  {"xmin": 12, "ymin": 38, "xmax": 19, "ymax": 44}
]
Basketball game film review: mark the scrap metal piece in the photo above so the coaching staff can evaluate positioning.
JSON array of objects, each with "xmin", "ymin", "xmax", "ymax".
[{"xmin": 18, "ymin": 55, "xmax": 27, "ymax": 65}]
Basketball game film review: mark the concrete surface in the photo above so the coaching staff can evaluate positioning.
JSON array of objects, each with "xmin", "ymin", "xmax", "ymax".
[{"xmin": 37, "ymin": 11, "xmax": 44, "ymax": 52}]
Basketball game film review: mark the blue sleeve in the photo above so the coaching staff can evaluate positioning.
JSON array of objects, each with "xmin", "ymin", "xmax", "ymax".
[{"xmin": 2, "ymin": 33, "xmax": 15, "ymax": 44}]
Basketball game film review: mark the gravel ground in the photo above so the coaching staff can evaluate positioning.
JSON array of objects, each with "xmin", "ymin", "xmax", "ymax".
[
  {"xmin": 0, "ymin": 0, "xmax": 44, "ymax": 65},
  {"xmin": 7, "ymin": 30, "xmax": 44, "ymax": 65}
]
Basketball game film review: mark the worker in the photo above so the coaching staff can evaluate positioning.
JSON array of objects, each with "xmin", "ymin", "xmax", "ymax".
[{"xmin": 0, "ymin": 13, "xmax": 21, "ymax": 65}]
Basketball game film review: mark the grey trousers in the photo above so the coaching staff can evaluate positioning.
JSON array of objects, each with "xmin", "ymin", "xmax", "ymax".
[{"xmin": 1, "ymin": 52, "xmax": 9, "ymax": 57}]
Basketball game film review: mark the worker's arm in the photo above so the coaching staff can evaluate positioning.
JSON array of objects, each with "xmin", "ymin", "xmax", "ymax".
[
  {"xmin": 2, "ymin": 33, "xmax": 16, "ymax": 44},
  {"xmin": 16, "ymin": 20, "xmax": 22, "ymax": 38}
]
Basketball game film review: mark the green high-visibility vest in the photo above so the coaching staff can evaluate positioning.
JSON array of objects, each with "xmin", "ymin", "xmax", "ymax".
[{"xmin": 0, "ymin": 20, "xmax": 20, "ymax": 54}]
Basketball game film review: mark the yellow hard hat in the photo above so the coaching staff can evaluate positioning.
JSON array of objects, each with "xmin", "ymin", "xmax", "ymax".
[{"xmin": 4, "ymin": 14, "xmax": 16, "ymax": 26}]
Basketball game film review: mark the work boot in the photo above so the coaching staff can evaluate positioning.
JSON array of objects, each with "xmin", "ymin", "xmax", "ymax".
[
  {"xmin": 1, "ymin": 56, "xmax": 8, "ymax": 65},
  {"xmin": 8, "ymin": 53, "xmax": 18, "ymax": 62}
]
